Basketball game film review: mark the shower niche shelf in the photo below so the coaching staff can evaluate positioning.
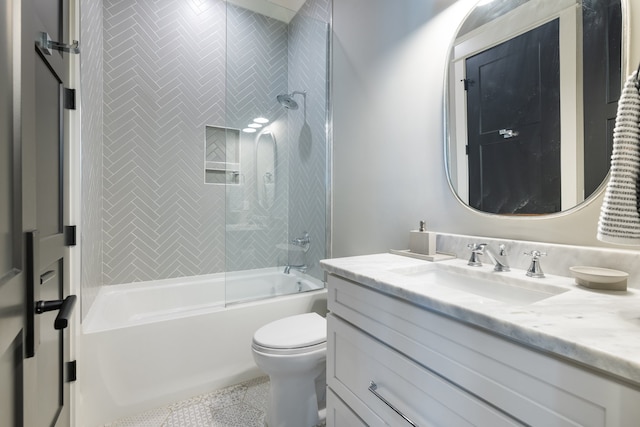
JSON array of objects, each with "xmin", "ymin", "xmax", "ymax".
[{"xmin": 204, "ymin": 125, "xmax": 241, "ymax": 185}]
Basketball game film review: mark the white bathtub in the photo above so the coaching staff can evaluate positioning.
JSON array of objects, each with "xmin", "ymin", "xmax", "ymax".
[{"xmin": 78, "ymin": 268, "xmax": 327, "ymax": 427}]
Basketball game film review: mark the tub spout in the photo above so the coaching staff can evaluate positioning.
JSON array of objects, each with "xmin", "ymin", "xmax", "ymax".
[{"xmin": 284, "ymin": 264, "xmax": 307, "ymax": 274}]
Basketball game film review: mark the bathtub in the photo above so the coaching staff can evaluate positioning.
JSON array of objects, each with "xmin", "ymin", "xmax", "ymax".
[{"xmin": 78, "ymin": 268, "xmax": 327, "ymax": 427}]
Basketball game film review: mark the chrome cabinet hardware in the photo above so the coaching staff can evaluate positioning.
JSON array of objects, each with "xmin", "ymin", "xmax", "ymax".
[{"xmin": 368, "ymin": 381, "xmax": 418, "ymax": 426}]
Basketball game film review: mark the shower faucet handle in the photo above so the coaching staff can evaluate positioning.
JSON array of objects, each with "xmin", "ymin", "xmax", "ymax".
[{"xmin": 291, "ymin": 232, "xmax": 310, "ymax": 248}]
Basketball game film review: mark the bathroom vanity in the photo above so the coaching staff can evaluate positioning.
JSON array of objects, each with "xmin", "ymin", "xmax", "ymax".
[{"xmin": 321, "ymin": 254, "xmax": 640, "ymax": 426}]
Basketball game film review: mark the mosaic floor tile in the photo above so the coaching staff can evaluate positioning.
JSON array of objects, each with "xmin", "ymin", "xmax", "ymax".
[
  {"xmin": 106, "ymin": 375, "xmax": 326, "ymax": 427},
  {"xmin": 167, "ymin": 392, "xmax": 210, "ymax": 411},
  {"xmin": 106, "ymin": 406, "xmax": 170, "ymax": 427},
  {"xmin": 210, "ymin": 402, "xmax": 264, "ymax": 427},
  {"xmin": 243, "ymin": 377, "xmax": 270, "ymax": 412},
  {"xmin": 163, "ymin": 402, "xmax": 214, "ymax": 427},
  {"xmin": 205, "ymin": 383, "xmax": 248, "ymax": 410}
]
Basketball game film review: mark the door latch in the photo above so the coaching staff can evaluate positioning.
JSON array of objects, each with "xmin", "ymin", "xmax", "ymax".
[
  {"xmin": 35, "ymin": 295, "xmax": 77, "ymax": 330},
  {"xmin": 499, "ymin": 129, "xmax": 519, "ymax": 139}
]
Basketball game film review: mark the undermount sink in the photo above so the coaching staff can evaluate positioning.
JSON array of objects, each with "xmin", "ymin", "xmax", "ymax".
[{"xmin": 389, "ymin": 263, "xmax": 569, "ymax": 305}]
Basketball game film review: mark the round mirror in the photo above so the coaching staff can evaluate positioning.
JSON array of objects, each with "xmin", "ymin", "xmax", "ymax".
[{"xmin": 445, "ymin": 0, "xmax": 627, "ymax": 215}]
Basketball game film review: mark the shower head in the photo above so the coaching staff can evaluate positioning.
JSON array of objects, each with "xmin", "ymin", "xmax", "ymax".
[
  {"xmin": 277, "ymin": 94, "xmax": 299, "ymax": 110},
  {"xmin": 276, "ymin": 90, "xmax": 306, "ymax": 110}
]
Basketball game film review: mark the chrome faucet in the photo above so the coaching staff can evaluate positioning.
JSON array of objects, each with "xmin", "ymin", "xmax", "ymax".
[
  {"xmin": 524, "ymin": 250, "xmax": 546, "ymax": 278},
  {"xmin": 291, "ymin": 232, "xmax": 311, "ymax": 250},
  {"xmin": 283, "ymin": 264, "xmax": 307, "ymax": 274},
  {"xmin": 467, "ymin": 243, "xmax": 510, "ymax": 272},
  {"xmin": 467, "ymin": 243, "xmax": 484, "ymax": 267}
]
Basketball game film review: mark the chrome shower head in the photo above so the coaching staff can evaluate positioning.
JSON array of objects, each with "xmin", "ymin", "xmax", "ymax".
[
  {"xmin": 277, "ymin": 90, "xmax": 306, "ymax": 110},
  {"xmin": 277, "ymin": 93, "xmax": 299, "ymax": 110}
]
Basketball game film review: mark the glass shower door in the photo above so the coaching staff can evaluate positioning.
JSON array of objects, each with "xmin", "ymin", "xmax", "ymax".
[{"xmin": 224, "ymin": 0, "xmax": 330, "ymax": 306}]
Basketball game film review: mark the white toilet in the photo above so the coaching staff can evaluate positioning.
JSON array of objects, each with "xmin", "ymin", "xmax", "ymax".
[{"xmin": 251, "ymin": 312, "xmax": 327, "ymax": 427}]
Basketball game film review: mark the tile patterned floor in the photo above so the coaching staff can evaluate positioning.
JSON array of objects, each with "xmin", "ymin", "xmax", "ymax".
[{"xmin": 105, "ymin": 376, "xmax": 326, "ymax": 427}]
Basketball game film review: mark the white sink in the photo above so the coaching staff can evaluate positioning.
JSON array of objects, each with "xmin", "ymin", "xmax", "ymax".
[{"xmin": 389, "ymin": 263, "xmax": 568, "ymax": 305}]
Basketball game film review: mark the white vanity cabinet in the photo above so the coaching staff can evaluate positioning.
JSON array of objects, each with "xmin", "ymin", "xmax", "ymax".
[{"xmin": 326, "ymin": 274, "xmax": 640, "ymax": 427}]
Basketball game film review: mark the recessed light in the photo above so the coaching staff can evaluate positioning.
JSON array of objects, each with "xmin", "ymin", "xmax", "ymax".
[
  {"xmin": 253, "ymin": 117, "xmax": 269, "ymax": 124},
  {"xmin": 242, "ymin": 128, "xmax": 257, "ymax": 133},
  {"xmin": 248, "ymin": 123, "xmax": 262, "ymax": 128}
]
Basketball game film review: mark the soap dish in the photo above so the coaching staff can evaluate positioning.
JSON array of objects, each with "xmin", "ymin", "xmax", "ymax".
[
  {"xmin": 569, "ymin": 266, "xmax": 628, "ymax": 291},
  {"xmin": 390, "ymin": 249, "xmax": 456, "ymax": 262}
]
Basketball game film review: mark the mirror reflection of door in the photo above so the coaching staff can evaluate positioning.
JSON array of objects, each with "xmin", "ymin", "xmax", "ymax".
[
  {"xmin": 583, "ymin": 0, "xmax": 622, "ymax": 196},
  {"xmin": 466, "ymin": 18, "xmax": 561, "ymax": 214}
]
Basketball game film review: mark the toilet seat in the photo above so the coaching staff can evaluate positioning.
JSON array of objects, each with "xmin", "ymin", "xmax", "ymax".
[
  {"xmin": 252, "ymin": 312, "xmax": 326, "ymax": 355},
  {"xmin": 252, "ymin": 340, "xmax": 326, "ymax": 356}
]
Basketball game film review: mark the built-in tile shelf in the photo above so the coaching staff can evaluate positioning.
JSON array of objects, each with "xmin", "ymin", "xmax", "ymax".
[
  {"xmin": 205, "ymin": 126, "xmax": 240, "ymax": 185},
  {"xmin": 205, "ymin": 161, "xmax": 240, "ymax": 172}
]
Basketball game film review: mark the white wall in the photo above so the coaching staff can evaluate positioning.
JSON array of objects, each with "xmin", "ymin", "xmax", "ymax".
[{"xmin": 332, "ymin": 0, "xmax": 640, "ymax": 257}]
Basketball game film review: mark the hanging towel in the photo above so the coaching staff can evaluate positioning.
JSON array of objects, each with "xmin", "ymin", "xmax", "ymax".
[{"xmin": 597, "ymin": 70, "xmax": 640, "ymax": 244}]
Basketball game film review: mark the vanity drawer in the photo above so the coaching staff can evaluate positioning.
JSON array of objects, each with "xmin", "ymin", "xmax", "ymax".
[
  {"xmin": 326, "ymin": 388, "xmax": 369, "ymax": 427},
  {"xmin": 328, "ymin": 274, "xmax": 640, "ymax": 426},
  {"xmin": 327, "ymin": 314, "xmax": 521, "ymax": 427}
]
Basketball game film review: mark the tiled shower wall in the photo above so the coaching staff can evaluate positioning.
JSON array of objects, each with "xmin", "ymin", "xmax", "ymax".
[
  {"xmin": 101, "ymin": 0, "xmax": 227, "ymax": 285},
  {"xmin": 81, "ymin": 0, "xmax": 330, "ymax": 311}
]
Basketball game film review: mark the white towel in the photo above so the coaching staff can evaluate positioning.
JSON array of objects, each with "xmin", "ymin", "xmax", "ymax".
[{"xmin": 597, "ymin": 71, "xmax": 640, "ymax": 244}]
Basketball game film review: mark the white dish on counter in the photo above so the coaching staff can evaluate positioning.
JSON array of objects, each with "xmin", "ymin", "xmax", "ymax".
[{"xmin": 569, "ymin": 266, "xmax": 628, "ymax": 291}]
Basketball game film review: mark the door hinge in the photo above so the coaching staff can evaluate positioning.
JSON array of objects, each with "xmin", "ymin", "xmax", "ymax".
[
  {"xmin": 64, "ymin": 225, "xmax": 77, "ymax": 246},
  {"xmin": 67, "ymin": 360, "xmax": 77, "ymax": 382},
  {"xmin": 64, "ymin": 88, "xmax": 76, "ymax": 110},
  {"xmin": 465, "ymin": 145, "xmax": 469, "ymax": 155}
]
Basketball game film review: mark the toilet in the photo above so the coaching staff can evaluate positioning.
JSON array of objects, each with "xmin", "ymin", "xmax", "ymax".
[{"xmin": 251, "ymin": 312, "xmax": 327, "ymax": 427}]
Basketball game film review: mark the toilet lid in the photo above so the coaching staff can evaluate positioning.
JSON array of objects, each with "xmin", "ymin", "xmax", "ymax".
[{"xmin": 253, "ymin": 312, "xmax": 326, "ymax": 349}]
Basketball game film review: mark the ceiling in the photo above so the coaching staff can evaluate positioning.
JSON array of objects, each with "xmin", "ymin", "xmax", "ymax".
[{"xmin": 225, "ymin": 0, "xmax": 307, "ymax": 23}]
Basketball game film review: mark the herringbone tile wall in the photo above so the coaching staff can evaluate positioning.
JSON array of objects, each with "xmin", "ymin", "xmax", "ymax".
[
  {"xmin": 80, "ymin": 0, "xmax": 104, "ymax": 317},
  {"xmin": 102, "ymin": 0, "xmax": 229, "ymax": 285},
  {"xmin": 82, "ymin": 0, "xmax": 330, "ymax": 293}
]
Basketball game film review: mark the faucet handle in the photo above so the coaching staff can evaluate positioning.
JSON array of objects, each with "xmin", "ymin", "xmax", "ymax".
[
  {"xmin": 523, "ymin": 250, "xmax": 547, "ymax": 278},
  {"xmin": 467, "ymin": 243, "xmax": 487, "ymax": 252},
  {"xmin": 467, "ymin": 243, "xmax": 485, "ymax": 266},
  {"xmin": 523, "ymin": 250, "xmax": 547, "ymax": 259}
]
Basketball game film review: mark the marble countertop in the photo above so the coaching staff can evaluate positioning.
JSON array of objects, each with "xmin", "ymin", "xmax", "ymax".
[{"xmin": 320, "ymin": 253, "xmax": 640, "ymax": 387}]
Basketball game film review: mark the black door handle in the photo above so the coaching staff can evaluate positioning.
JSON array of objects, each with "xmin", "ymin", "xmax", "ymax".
[{"xmin": 35, "ymin": 295, "xmax": 77, "ymax": 330}]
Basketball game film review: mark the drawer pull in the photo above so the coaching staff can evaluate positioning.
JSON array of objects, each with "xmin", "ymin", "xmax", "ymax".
[{"xmin": 368, "ymin": 381, "xmax": 418, "ymax": 426}]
